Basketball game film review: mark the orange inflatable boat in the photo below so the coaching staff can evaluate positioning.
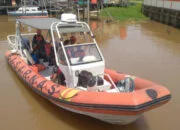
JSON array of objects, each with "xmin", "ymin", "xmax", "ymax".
[{"xmin": 5, "ymin": 15, "xmax": 171, "ymax": 124}]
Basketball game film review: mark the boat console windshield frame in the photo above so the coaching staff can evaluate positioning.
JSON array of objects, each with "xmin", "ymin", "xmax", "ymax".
[{"xmin": 50, "ymin": 19, "xmax": 105, "ymax": 72}]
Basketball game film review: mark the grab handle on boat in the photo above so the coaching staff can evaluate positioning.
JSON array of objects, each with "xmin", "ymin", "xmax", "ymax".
[
  {"xmin": 117, "ymin": 77, "xmax": 135, "ymax": 92},
  {"xmin": 104, "ymin": 73, "xmax": 118, "ymax": 89}
]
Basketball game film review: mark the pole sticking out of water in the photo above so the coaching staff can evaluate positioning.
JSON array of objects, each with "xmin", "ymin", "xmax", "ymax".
[{"xmin": 87, "ymin": 0, "xmax": 89, "ymax": 23}]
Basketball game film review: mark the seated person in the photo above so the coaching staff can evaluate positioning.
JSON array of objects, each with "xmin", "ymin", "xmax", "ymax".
[
  {"xmin": 58, "ymin": 39, "xmax": 70, "ymax": 47},
  {"xmin": 50, "ymin": 65, "xmax": 66, "ymax": 85},
  {"xmin": 32, "ymin": 29, "xmax": 47, "ymax": 62},
  {"xmin": 70, "ymin": 35, "xmax": 77, "ymax": 45},
  {"xmin": 69, "ymin": 36, "xmax": 85, "ymax": 59},
  {"xmin": 63, "ymin": 39, "xmax": 70, "ymax": 46},
  {"xmin": 64, "ymin": 36, "xmax": 77, "ymax": 58}
]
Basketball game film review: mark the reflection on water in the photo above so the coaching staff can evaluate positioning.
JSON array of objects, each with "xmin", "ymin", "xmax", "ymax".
[
  {"xmin": 0, "ymin": 16, "xmax": 180, "ymax": 130},
  {"xmin": 119, "ymin": 26, "xmax": 127, "ymax": 40}
]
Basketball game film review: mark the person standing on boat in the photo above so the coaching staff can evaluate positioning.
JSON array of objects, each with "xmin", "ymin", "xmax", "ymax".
[{"xmin": 32, "ymin": 29, "xmax": 47, "ymax": 62}]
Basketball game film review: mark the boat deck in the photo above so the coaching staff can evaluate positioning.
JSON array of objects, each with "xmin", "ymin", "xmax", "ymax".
[{"xmin": 38, "ymin": 62, "xmax": 54, "ymax": 80}]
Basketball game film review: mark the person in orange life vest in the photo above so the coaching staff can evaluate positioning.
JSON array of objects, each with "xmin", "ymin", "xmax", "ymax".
[
  {"xmin": 50, "ymin": 65, "xmax": 66, "ymax": 85},
  {"xmin": 32, "ymin": 29, "xmax": 47, "ymax": 61}
]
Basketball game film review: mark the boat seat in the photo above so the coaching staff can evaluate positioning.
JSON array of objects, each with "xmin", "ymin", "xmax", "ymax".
[
  {"xmin": 30, "ymin": 64, "xmax": 46, "ymax": 72},
  {"xmin": 96, "ymin": 79, "xmax": 111, "ymax": 91},
  {"xmin": 105, "ymin": 88, "xmax": 119, "ymax": 93},
  {"xmin": 39, "ymin": 68, "xmax": 52, "ymax": 80},
  {"xmin": 76, "ymin": 86, "xmax": 87, "ymax": 91},
  {"xmin": 76, "ymin": 79, "xmax": 111, "ymax": 92}
]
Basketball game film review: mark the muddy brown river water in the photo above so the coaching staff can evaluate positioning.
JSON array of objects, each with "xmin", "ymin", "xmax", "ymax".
[{"xmin": 0, "ymin": 15, "xmax": 180, "ymax": 130}]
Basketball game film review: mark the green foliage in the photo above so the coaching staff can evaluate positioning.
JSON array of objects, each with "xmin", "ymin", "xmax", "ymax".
[{"xmin": 100, "ymin": 4, "xmax": 148, "ymax": 21}]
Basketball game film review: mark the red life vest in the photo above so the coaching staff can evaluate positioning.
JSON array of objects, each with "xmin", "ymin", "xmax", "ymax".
[{"xmin": 44, "ymin": 43, "xmax": 51, "ymax": 56}]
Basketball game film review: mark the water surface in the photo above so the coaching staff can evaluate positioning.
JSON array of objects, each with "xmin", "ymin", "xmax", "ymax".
[{"xmin": 0, "ymin": 16, "xmax": 180, "ymax": 130}]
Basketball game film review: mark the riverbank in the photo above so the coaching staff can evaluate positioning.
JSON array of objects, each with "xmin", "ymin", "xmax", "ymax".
[{"xmin": 100, "ymin": 4, "xmax": 148, "ymax": 21}]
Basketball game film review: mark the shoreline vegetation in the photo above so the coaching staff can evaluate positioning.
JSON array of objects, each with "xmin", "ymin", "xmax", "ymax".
[{"xmin": 100, "ymin": 4, "xmax": 148, "ymax": 21}]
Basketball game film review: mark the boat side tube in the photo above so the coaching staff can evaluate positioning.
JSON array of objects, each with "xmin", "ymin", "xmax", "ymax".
[{"xmin": 5, "ymin": 52, "xmax": 171, "ymax": 116}]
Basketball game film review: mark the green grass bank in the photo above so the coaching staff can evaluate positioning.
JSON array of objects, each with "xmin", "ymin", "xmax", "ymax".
[{"xmin": 100, "ymin": 4, "xmax": 148, "ymax": 21}]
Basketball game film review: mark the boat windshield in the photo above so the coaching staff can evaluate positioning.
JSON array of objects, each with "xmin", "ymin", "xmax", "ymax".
[{"xmin": 58, "ymin": 43, "xmax": 102, "ymax": 66}]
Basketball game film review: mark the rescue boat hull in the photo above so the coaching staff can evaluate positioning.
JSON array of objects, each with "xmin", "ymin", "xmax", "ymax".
[
  {"xmin": 5, "ymin": 51, "xmax": 171, "ymax": 125},
  {"xmin": 50, "ymin": 99, "xmax": 141, "ymax": 124}
]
